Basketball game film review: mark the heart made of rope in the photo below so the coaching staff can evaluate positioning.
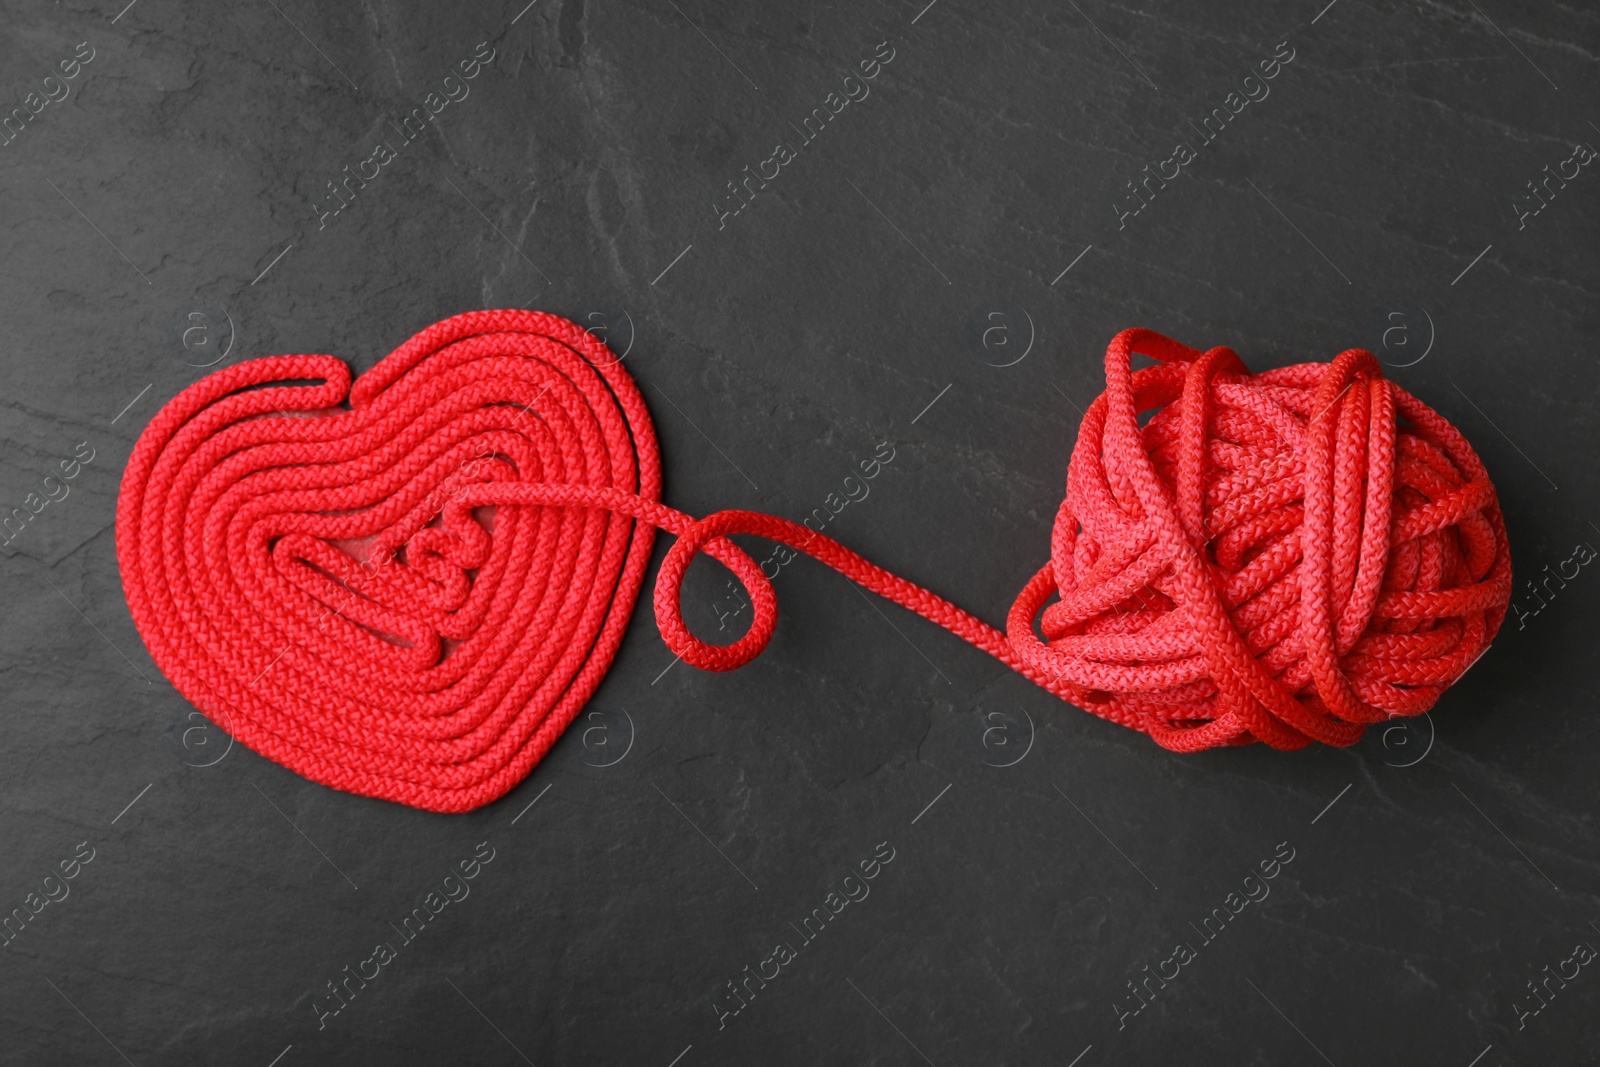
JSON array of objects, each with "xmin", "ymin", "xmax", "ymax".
[{"xmin": 117, "ymin": 311, "xmax": 1511, "ymax": 812}]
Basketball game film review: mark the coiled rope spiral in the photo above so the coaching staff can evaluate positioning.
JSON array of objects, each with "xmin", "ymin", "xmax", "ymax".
[{"xmin": 117, "ymin": 310, "xmax": 1511, "ymax": 812}]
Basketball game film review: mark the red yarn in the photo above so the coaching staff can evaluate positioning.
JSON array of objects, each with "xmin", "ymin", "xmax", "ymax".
[{"xmin": 117, "ymin": 312, "xmax": 1511, "ymax": 812}]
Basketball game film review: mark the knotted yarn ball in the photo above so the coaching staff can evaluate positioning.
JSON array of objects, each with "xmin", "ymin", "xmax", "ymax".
[
  {"xmin": 1002, "ymin": 327, "xmax": 1513, "ymax": 751},
  {"xmin": 116, "ymin": 313, "xmax": 1512, "ymax": 813}
]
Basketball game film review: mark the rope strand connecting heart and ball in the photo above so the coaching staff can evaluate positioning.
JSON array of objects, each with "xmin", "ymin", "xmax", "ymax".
[{"xmin": 116, "ymin": 310, "xmax": 1511, "ymax": 812}]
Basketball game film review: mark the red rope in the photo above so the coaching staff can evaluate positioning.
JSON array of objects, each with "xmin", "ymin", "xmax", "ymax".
[{"xmin": 117, "ymin": 311, "xmax": 1511, "ymax": 812}]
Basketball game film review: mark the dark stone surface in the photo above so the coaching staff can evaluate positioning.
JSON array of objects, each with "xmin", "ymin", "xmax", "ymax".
[{"xmin": 1, "ymin": 0, "xmax": 1596, "ymax": 1064}]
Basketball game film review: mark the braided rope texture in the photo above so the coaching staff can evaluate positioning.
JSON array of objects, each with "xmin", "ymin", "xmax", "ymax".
[
  {"xmin": 1010, "ymin": 328, "xmax": 1511, "ymax": 752},
  {"xmin": 117, "ymin": 312, "xmax": 1511, "ymax": 812}
]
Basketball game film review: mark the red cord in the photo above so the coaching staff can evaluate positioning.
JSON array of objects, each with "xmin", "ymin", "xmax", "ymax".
[{"xmin": 116, "ymin": 311, "xmax": 1512, "ymax": 812}]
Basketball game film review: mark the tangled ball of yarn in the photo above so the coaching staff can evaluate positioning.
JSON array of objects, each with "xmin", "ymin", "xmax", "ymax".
[
  {"xmin": 116, "ymin": 313, "xmax": 1511, "ymax": 813},
  {"xmin": 1003, "ymin": 328, "xmax": 1512, "ymax": 751}
]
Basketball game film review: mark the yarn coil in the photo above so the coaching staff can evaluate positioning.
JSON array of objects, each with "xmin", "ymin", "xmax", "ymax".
[{"xmin": 117, "ymin": 310, "xmax": 1511, "ymax": 812}]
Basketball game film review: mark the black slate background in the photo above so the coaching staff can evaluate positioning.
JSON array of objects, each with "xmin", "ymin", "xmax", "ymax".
[{"xmin": 2, "ymin": 0, "xmax": 1597, "ymax": 1064}]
